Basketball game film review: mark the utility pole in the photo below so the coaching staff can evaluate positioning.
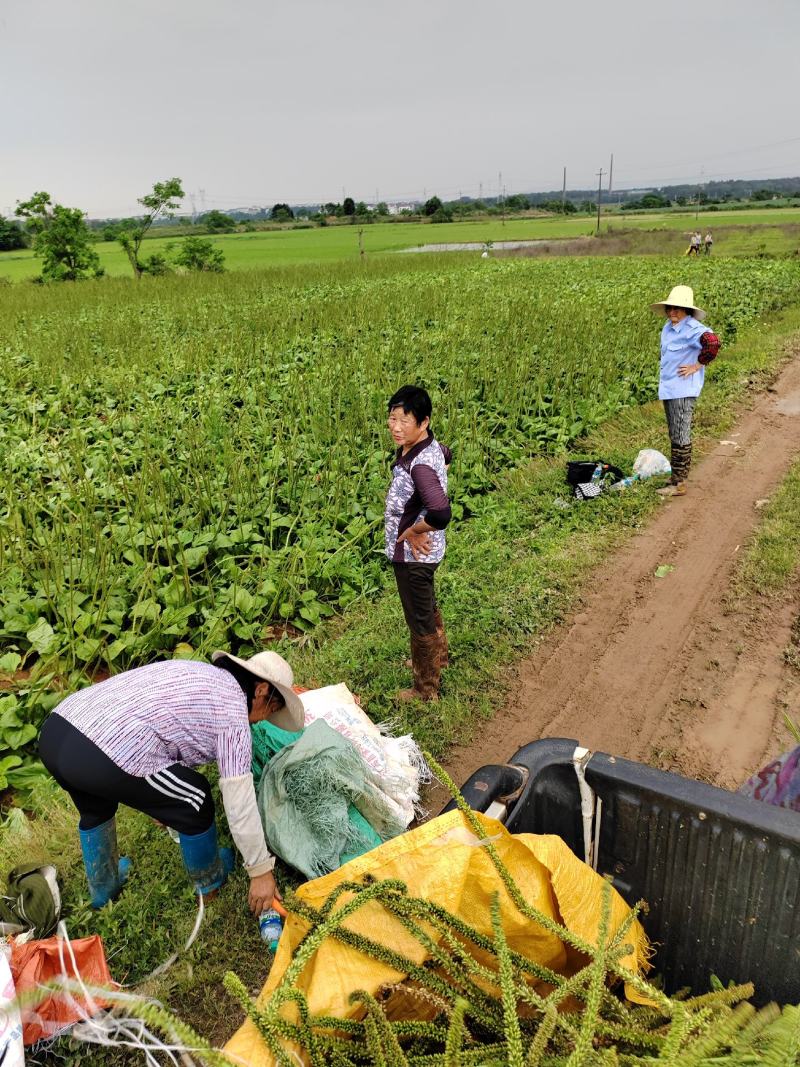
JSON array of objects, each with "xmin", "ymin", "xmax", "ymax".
[
  {"xmin": 561, "ymin": 166, "xmax": 566, "ymax": 212},
  {"xmin": 608, "ymin": 154, "xmax": 614, "ymax": 229},
  {"xmin": 696, "ymin": 166, "xmax": 704, "ymax": 220},
  {"xmin": 499, "ymin": 171, "xmax": 503, "ymax": 225},
  {"xmin": 595, "ymin": 168, "xmax": 604, "ymax": 235}
]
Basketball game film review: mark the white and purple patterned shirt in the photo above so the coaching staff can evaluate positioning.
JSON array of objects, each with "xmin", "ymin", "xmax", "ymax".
[
  {"xmin": 384, "ymin": 432, "xmax": 452, "ymax": 564},
  {"xmin": 52, "ymin": 660, "xmax": 252, "ymax": 779}
]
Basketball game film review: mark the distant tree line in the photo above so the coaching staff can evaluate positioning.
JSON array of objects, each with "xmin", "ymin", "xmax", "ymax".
[
  {"xmin": 9, "ymin": 178, "xmax": 225, "ymax": 283},
  {"xmin": 5, "ymin": 173, "xmax": 800, "ymax": 280}
]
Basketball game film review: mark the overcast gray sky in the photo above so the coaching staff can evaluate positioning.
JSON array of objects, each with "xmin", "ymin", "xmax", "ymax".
[{"xmin": 3, "ymin": 0, "xmax": 799, "ymax": 218}]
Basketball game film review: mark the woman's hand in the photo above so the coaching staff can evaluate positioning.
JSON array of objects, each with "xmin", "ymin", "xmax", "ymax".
[
  {"xmin": 398, "ymin": 526, "xmax": 432, "ymax": 560},
  {"xmin": 248, "ymin": 870, "xmax": 280, "ymax": 915},
  {"xmin": 677, "ymin": 362, "xmax": 702, "ymax": 378}
]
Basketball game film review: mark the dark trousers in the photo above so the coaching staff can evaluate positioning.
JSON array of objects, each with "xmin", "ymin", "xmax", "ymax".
[
  {"xmin": 393, "ymin": 562, "xmax": 439, "ymax": 636},
  {"xmin": 39, "ymin": 714, "xmax": 214, "ymax": 834}
]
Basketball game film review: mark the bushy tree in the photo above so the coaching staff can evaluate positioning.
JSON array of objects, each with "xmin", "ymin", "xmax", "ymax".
[
  {"xmin": 202, "ymin": 209, "xmax": 237, "ymax": 232},
  {"xmin": 174, "ymin": 236, "xmax": 225, "ymax": 272},
  {"xmin": 141, "ymin": 252, "xmax": 172, "ymax": 276},
  {"xmin": 342, "ymin": 197, "xmax": 356, "ymax": 216},
  {"xmin": 15, "ymin": 191, "xmax": 102, "ymax": 282},
  {"xmin": 430, "ymin": 206, "xmax": 452, "ymax": 223},
  {"xmin": 0, "ymin": 218, "xmax": 28, "ymax": 251},
  {"xmin": 118, "ymin": 178, "xmax": 184, "ymax": 279},
  {"xmin": 504, "ymin": 193, "xmax": 529, "ymax": 211},
  {"xmin": 270, "ymin": 203, "xmax": 294, "ymax": 221},
  {"xmin": 375, "ymin": 201, "xmax": 389, "ymax": 216},
  {"xmin": 323, "ymin": 202, "xmax": 339, "ymax": 216},
  {"xmin": 424, "ymin": 195, "xmax": 443, "ymax": 217}
]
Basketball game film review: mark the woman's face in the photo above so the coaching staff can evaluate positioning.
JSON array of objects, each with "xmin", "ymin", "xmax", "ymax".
[
  {"xmin": 666, "ymin": 305, "xmax": 689, "ymax": 325},
  {"xmin": 249, "ymin": 682, "xmax": 285, "ymax": 724},
  {"xmin": 387, "ymin": 405, "xmax": 429, "ymax": 450}
]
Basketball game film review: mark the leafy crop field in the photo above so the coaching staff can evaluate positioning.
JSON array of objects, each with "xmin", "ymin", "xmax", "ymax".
[
  {"xmin": 2, "ymin": 207, "xmax": 800, "ymax": 281},
  {"xmin": 2, "ymin": 255, "xmax": 800, "ymax": 777}
]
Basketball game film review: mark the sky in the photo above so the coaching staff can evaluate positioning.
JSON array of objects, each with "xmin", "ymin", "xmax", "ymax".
[{"xmin": 2, "ymin": 0, "xmax": 799, "ymax": 219}]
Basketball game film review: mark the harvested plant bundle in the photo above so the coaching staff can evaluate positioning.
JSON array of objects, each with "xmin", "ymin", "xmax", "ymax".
[{"xmin": 217, "ymin": 758, "xmax": 800, "ymax": 1066}]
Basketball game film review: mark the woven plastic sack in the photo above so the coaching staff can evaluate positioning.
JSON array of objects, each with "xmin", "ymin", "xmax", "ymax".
[
  {"xmin": 9, "ymin": 934, "xmax": 115, "ymax": 1045},
  {"xmin": 300, "ymin": 684, "xmax": 427, "ymax": 824},
  {"xmin": 225, "ymin": 809, "xmax": 651, "ymax": 1066}
]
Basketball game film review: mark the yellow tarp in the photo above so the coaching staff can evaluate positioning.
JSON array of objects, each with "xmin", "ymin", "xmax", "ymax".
[{"xmin": 225, "ymin": 809, "xmax": 650, "ymax": 1066}]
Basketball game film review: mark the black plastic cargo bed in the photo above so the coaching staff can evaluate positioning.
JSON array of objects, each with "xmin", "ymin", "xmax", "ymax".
[{"xmin": 448, "ymin": 738, "xmax": 800, "ymax": 1004}]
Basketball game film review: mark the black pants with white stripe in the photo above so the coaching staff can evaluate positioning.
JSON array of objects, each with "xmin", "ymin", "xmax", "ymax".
[{"xmin": 39, "ymin": 714, "xmax": 215, "ymax": 833}]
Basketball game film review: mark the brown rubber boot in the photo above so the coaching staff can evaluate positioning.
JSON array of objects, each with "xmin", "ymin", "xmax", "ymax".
[
  {"xmin": 405, "ymin": 611, "xmax": 449, "ymax": 670},
  {"xmin": 397, "ymin": 632, "xmax": 441, "ymax": 703}
]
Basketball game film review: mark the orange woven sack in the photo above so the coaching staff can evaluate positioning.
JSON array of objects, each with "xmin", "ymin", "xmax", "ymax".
[{"xmin": 10, "ymin": 934, "xmax": 115, "ymax": 1045}]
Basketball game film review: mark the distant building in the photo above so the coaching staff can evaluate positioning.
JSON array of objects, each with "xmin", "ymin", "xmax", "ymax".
[{"xmin": 387, "ymin": 203, "xmax": 418, "ymax": 215}]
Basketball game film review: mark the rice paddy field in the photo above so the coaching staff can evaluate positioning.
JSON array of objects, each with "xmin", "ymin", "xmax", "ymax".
[
  {"xmin": 1, "ymin": 207, "xmax": 800, "ymax": 281},
  {"xmin": 2, "ymin": 252, "xmax": 800, "ymax": 768}
]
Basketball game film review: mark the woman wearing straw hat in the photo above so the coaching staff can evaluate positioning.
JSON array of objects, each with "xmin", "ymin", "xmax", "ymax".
[
  {"xmin": 39, "ymin": 650, "xmax": 304, "ymax": 914},
  {"xmin": 650, "ymin": 285, "xmax": 720, "ymax": 497}
]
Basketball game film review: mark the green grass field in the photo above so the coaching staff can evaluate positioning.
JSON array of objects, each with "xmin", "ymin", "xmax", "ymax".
[{"xmin": 3, "ymin": 207, "xmax": 800, "ymax": 281}]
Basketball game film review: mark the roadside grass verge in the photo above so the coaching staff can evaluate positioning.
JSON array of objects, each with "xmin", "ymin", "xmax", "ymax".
[
  {"xmin": 735, "ymin": 457, "xmax": 800, "ymax": 596},
  {"xmin": 732, "ymin": 453, "xmax": 800, "ymax": 682},
  {"xmin": 3, "ymin": 305, "xmax": 800, "ymax": 1063}
]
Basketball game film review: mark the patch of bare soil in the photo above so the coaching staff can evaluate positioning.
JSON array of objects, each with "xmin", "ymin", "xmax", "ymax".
[{"xmin": 434, "ymin": 351, "xmax": 800, "ymax": 803}]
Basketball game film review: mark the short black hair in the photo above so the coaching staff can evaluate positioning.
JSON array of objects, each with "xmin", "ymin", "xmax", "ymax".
[{"xmin": 387, "ymin": 385, "xmax": 432, "ymax": 425}]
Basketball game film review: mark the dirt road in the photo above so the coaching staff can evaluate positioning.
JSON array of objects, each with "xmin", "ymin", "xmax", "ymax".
[{"xmin": 437, "ymin": 350, "xmax": 800, "ymax": 800}]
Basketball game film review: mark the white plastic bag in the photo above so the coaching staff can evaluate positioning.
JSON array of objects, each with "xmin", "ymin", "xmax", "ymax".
[
  {"xmin": 632, "ymin": 449, "xmax": 671, "ymax": 480},
  {"xmin": 0, "ymin": 946, "xmax": 24, "ymax": 1067}
]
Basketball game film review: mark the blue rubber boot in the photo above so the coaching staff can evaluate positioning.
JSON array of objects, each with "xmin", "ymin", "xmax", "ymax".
[
  {"xmin": 178, "ymin": 823, "xmax": 234, "ymax": 895},
  {"xmin": 79, "ymin": 818, "xmax": 131, "ymax": 908}
]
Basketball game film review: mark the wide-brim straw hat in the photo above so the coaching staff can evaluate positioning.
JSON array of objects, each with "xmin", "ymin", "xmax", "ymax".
[
  {"xmin": 650, "ymin": 285, "xmax": 706, "ymax": 321},
  {"xmin": 211, "ymin": 649, "xmax": 305, "ymax": 731}
]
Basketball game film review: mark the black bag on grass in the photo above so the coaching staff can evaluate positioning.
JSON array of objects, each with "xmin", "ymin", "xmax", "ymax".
[
  {"xmin": 566, "ymin": 459, "xmax": 624, "ymax": 487},
  {"xmin": 566, "ymin": 459, "xmax": 625, "ymax": 500}
]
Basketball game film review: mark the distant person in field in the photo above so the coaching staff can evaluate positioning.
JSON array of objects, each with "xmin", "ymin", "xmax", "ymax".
[
  {"xmin": 650, "ymin": 285, "xmax": 720, "ymax": 497},
  {"xmin": 385, "ymin": 385, "xmax": 452, "ymax": 703},
  {"xmin": 686, "ymin": 231, "xmax": 701, "ymax": 257},
  {"xmin": 39, "ymin": 650, "xmax": 304, "ymax": 914},
  {"xmin": 704, "ymin": 231, "xmax": 713, "ymax": 255}
]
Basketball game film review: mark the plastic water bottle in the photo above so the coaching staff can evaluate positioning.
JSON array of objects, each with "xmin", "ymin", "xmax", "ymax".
[
  {"xmin": 258, "ymin": 908, "xmax": 283, "ymax": 951},
  {"xmin": 590, "ymin": 463, "xmax": 604, "ymax": 483},
  {"xmin": 610, "ymin": 474, "xmax": 639, "ymax": 492}
]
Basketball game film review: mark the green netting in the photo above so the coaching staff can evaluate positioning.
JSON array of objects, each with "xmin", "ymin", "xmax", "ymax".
[{"xmin": 252, "ymin": 719, "xmax": 392, "ymax": 879}]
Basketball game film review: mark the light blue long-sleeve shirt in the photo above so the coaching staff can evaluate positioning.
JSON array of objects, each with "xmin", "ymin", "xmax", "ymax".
[{"xmin": 658, "ymin": 315, "xmax": 712, "ymax": 401}]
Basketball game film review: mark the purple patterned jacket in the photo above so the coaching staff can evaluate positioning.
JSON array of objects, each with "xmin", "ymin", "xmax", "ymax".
[{"xmin": 384, "ymin": 430, "xmax": 452, "ymax": 564}]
